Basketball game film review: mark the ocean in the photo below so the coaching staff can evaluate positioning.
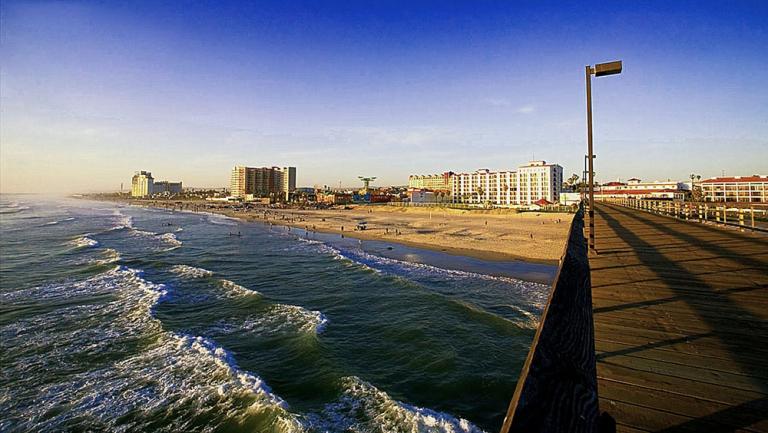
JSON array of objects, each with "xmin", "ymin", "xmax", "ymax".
[{"xmin": 0, "ymin": 196, "xmax": 552, "ymax": 433}]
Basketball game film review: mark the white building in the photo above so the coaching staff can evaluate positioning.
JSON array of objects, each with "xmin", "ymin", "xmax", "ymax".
[
  {"xmin": 282, "ymin": 166, "xmax": 297, "ymax": 200},
  {"xmin": 450, "ymin": 161, "xmax": 562, "ymax": 207},
  {"xmin": 596, "ymin": 178, "xmax": 689, "ymax": 200},
  {"xmin": 700, "ymin": 175, "xmax": 768, "ymax": 202},
  {"xmin": 451, "ymin": 169, "xmax": 518, "ymax": 206},
  {"xmin": 131, "ymin": 171, "xmax": 154, "ymax": 197},
  {"xmin": 517, "ymin": 161, "xmax": 563, "ymax": 205}
]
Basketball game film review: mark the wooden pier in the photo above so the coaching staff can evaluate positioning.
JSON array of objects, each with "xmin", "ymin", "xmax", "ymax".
[{"xmin": 591, "ymin": 202, "xmax": 768, "ymax": 432}]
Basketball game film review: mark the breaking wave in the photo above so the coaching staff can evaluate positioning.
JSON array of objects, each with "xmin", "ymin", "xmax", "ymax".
[
  {"xmin": 0, "ymin": 266, "xmax": 299, "ymax": 432},
  {"xmin": 169, "ymin": 264, "xmax": 213, "ymax": 279},
  {"xmin": 305, "ymin": 376, "xmax": 484, "ymax": 433},
  {"xmin": 69, "ymin": 235, "xmax": 99, "ymax": 248},
  {"xmin": 219, "ymin": 279, "xmax": 261, "ymax": 298}
]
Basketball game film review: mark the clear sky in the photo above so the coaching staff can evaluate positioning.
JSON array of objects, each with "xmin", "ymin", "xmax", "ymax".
[{"xmin": 1, "ymin": 0, "xmax": 766, "ymax": 193}]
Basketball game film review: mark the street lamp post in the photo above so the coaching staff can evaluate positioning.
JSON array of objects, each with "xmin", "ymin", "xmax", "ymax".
[{"xmin": 585, "ymin": 60, "xmax": 622, "ymax": 253}]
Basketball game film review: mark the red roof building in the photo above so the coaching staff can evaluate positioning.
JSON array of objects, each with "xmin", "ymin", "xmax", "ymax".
[{"xmin": 700, "ymin": 175, "xmax": 767, "ymax": 203}]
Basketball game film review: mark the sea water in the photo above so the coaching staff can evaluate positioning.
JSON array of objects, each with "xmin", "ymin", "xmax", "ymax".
[{"xmin": 0, "ymin": 196, "xmax": 551, "ymax": 432}]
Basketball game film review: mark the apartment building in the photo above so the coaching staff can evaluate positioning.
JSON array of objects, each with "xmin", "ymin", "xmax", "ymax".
[
  {"xmin": 700, "ymin": 175, "xmax": 768, "ymax": 203},
  {"xmin": 131, "ymin": 171, "xmax": 154, "ymax": 197}
]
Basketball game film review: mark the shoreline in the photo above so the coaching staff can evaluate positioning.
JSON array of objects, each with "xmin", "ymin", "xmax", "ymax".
[
  {"xmin": 225, "ymin": 209, "xmax": 562, "ymax": 267},
  {"xmin": 84, "ymin": 197, "xmax": 571, "ymax": 277}
]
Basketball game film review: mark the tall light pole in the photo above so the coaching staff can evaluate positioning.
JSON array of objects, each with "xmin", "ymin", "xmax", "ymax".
[{"xmin": 586, "ymin": 60, "xmax": 622, "ymax": 253}]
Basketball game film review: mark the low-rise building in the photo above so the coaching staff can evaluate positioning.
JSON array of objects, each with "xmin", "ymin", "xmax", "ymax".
[
  {"xmin": 595, "ymin": 178, "xmax": 689, "ymax": 200},
  {"xmin": 153, "ymin": 181, "xmax": 183, "ymax": 195},
  {"xmin": 559, "ymin": 192, "xmax": 582, "ymax": 206},
  {"xmin": 700, "ymin": 175, "xmax": 768, "ymax": 203},
  {"xmin": 317, "ymin": 192, "xmax": 352, "ymax": 205}
]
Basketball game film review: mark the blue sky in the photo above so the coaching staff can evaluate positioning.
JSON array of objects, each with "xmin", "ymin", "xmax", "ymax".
[{"xmin": 1, "ymin": 0, "xmax": 766, "ymax": 192}]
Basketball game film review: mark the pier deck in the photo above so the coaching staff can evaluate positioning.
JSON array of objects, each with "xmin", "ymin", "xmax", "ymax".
[{"xmin": 591, "ymin": 203, "xmax": 768, "ymax": 432}]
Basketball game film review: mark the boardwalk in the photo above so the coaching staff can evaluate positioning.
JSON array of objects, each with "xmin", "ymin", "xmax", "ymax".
[{"xmin": 590, "ymin": 203, "xmax": 768, "ymax": 432}]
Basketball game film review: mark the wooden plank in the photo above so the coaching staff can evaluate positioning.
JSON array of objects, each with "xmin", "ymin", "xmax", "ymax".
[
  {"xmin": 595, "ymin": 339, "xmax": 768, "ymax": 380},
  {"xmin": 598, "ymin": 381, "xmax": 768, "ymax": 431},
  {"xmin": 589, "ymin": 203, "xmax": 768, "ymax": 432}
]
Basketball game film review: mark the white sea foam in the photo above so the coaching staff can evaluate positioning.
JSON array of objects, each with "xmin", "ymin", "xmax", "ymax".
[
  {"xmin": 300, "ymin": 239, "xmax": 548, "ymax": 300},
  {"xmin": 169, "ymin": 264, "xmax": 213, "ymax": 279},
  {"xmin": 1, "ymin": 267, "xmax": 299, "ymax": 432},
  {"xmin": 158, "ymin": 232, "xmax": 182, "ymax": 248},
  {"xmin": 127, "ymin": 229, "xmax": 182, "ymax": 251},
  {"xmin": 207, "ymin": 214, "xmax": 239, "ymax": 226},
  {"xmin": 306, "ymin": 376, "xmax": 484, "ymax": 433},
  {"xmin": 219, "ymin": 279, "xmax": 261, "ymax": 298},
  {"xmin": 270, "ymin": 304, "xmax": 329, "ymax": 334},
  {"xmin": 69, "ymin": 235, "xmax": 99, "ymax": 248},
  {"xmin": 211, "ymin": 304, "xmax": 328, "ymax": 337},
  {"xmin": 108, "ymin": 210, "xmax": 134, "ymax": 230}
]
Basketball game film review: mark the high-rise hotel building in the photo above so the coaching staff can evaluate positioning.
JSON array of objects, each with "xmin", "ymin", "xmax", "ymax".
[
  {"xmin": 516, "ymin": 160, "xmax": 563, "ymax": 205},
  {"xmin": 131, "ymin": 171, "xmax": 154, "ymax": 197},
  {"xmin": 448, "ymin": 161, "xmax": 563, "ymax": 207},
  {"xmin": 230, "ymin": 166, "xmax": 296, "ymax": 199}
]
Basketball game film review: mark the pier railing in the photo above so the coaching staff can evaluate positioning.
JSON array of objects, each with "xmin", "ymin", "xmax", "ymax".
[
  {"xmin": 602, "ymin": 198, "xmax": 768, "ymax": 233},
  {"xmin": 500, "ymin": 203, "xmax": 606, "ymax": 433}
]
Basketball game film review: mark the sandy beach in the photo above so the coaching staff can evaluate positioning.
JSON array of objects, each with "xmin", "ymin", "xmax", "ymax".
[{"xmin": 130, "ymin": 200, "xmax": 574, "ymax": 265}]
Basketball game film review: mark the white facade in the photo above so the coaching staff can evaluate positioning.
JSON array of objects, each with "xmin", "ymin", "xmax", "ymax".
[
  {"xmin": 451, "ymin": 169, "xmax": 517, "ymax": 206},
  {"xmin": 450, "ymin": 161, "xmax": 562, "ymax": 207},
  {"xmin": 701, "ymin": 175, "xmax": 768, "ymax": 203},
  {"xmin": 596, "ymin": 178, "xmax": 689, "ymax": 200},
  {"xmin": 282, "ymin": 166, "xmax": 297, "ymax": 200},
  {"xmin": 517, "ymin": 161, "xmax": 563, "ymax": 205}
]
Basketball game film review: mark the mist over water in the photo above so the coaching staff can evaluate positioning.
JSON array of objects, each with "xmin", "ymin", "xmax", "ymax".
[{"xmin": 0, "ymin": 196, "xmax": 549, "ymax": 432}]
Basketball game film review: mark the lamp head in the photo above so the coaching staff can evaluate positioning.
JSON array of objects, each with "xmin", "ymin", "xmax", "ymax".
[{"xmin": 594, "ymin": 60, "xmax": 622, "ymax": 77}]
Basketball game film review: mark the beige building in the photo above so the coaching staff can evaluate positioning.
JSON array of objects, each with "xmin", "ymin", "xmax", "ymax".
[
  {"xmin": 230, "ymin": 166, "xmax": 296, "ymax": 200},
  {"xmin": 408, "ymin": 172, "xmax": 453, "ymax": 192},
  {"xmin": 131, "ymin": 171, "xmax": 154, "ymax": 197}
]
